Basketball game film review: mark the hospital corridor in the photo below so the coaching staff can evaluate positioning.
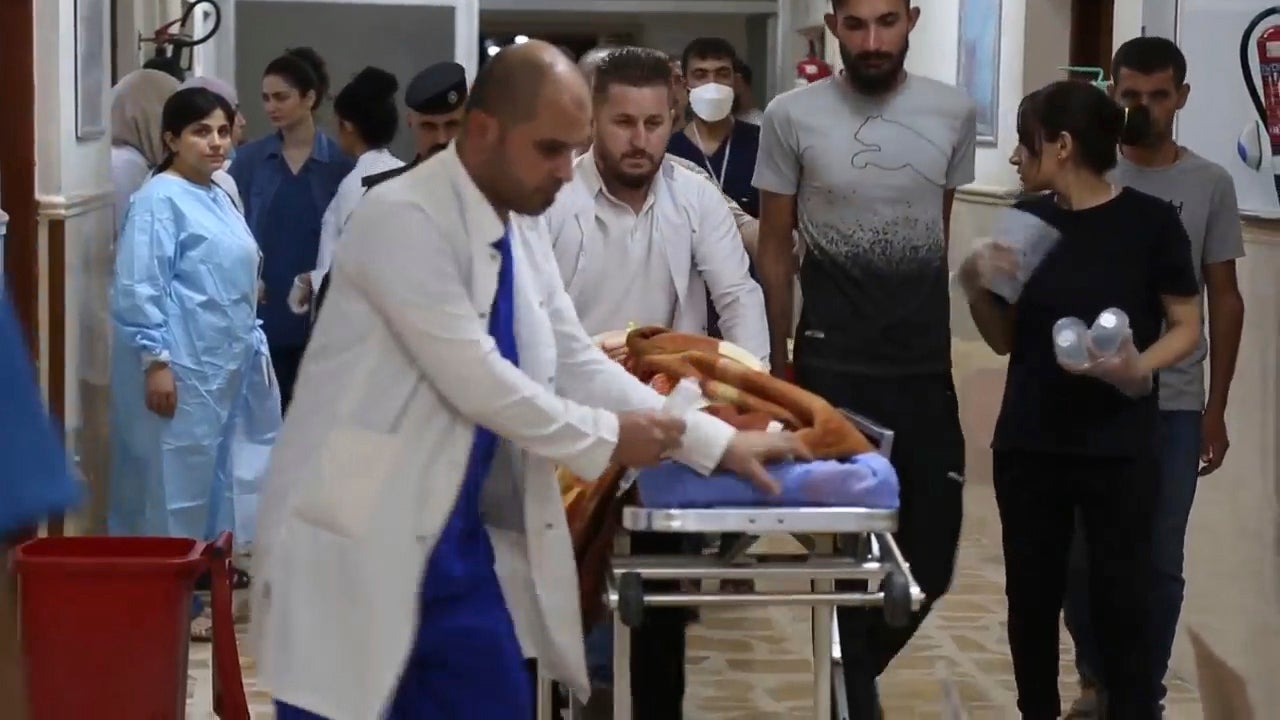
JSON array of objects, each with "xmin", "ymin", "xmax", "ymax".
[{"xmin": 4, "ymin": 0, "xmax": 1280, "ymax": 719}]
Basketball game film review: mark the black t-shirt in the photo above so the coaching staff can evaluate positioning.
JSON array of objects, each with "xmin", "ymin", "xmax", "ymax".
[{"xmin": 991, "ymin": 188, "xmax": 1199, "ymax": 458}]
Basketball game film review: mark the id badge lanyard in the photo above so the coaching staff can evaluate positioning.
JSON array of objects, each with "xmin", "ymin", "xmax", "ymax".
[{"xmin": 690, "ymin": 123, "xmax": 733, "ymax": 190}]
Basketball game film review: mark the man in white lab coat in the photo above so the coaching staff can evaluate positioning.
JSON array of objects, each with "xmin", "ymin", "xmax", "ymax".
[{"xmin": 252, "ymin": 40, "xmax": 801, "ymax": 720}]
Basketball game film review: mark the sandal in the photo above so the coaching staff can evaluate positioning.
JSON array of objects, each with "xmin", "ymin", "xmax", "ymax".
[
  {"xmin": 190, "ymin": 608, "xmax": 214, "ymax": 643},
  {"xmin": 194, "ymin": 564, "xmax": 251, "ymax": 592}
]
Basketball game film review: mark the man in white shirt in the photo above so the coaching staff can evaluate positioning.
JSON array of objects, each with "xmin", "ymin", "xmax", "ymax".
[
  {"xmin": 541, "ymin": 45, "xmax": 768, "ymax": 718},
  {"xmin": 546, "ymin": 46, "xmax": 768, "ymax": 361},
  {"xmin": 576, "ymin": 46, "xmax": 761, "ymax": 261},
  {"xmin": 254, "ymin": 40, "xmax": 798, "ymax": 720}
]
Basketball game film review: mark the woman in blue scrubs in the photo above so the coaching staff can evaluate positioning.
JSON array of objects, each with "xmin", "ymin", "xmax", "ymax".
[{"xmin": 231, "ymin": 47, "xmax": 354, "ymax": 411}]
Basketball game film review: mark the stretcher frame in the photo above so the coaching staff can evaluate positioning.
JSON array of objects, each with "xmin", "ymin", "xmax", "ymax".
[{"xmin": 538, "ymin": 410, "xmax": 925, "ymax": 720}]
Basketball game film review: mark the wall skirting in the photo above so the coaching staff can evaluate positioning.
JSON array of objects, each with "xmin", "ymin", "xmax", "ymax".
[
  {"xmin": 35, "ymin": 189, "xmax": 114, "ymax": 221},
  {"xmin": 954, "ymin": 184, "xmax": 1019, "ymax": 206}
]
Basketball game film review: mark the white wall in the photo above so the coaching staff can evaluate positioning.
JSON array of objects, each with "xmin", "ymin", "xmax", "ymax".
[
  {"xmin": 35, "ymin": 0, "xmax": 115, "ymax": 427},
  {"xmin": 895, "ymin": 0, "xmax": 1074, "ymax": 189}
]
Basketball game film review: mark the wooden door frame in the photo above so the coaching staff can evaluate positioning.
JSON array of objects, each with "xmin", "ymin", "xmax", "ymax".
[
  {"xmin": 0, "ymin": 0, "xmax": 39, "ymax": 357},
  {"xmin": 1070, "ymin": 0, "xmax": 1116, "ymax": 74}
]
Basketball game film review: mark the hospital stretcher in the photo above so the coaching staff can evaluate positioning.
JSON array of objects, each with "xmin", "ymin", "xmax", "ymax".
[{"xmin": 539, "ymin": 410, "xmax": 926, "ymax": 720}]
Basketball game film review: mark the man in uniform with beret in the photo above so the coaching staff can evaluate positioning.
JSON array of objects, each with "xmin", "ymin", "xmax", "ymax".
[{"xmin": 361, "ymin": 61, "xmax": 468, "ymax": 195}]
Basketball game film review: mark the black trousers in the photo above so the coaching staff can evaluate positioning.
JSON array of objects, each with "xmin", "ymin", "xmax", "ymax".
[
  {"xmin": 794, "ymin": 367, "xmax": 966, "ymax": 707},
  {"xmin": 627, "ymin": 530, "xmax": 690, "ymax": 718},
  {"xmin": 993, "ymin": 450, "xmax": 1159, "ymax": 719}
]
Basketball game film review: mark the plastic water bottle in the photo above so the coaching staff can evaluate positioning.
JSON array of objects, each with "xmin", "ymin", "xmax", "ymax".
[
  {"xmin": 1052, "ymin": 317, "xmax": 1090, "ymax": 366},
  {"xmin": 1089, "ymin": 308, "xmax": 1130, "ymax": 357}
]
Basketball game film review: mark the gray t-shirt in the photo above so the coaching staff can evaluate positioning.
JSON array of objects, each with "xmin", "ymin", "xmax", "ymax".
[
  {"xmin": 1110, "ymin": 150, "xmax": 1245, "ymax": 411},
  {"xmin": 753, "ymin": 74, "xmax": 977, "ymax": 375}
]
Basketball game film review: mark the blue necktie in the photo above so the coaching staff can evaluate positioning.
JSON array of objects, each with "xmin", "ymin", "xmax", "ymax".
[{"xmin": 469, "ymin": 229, "xmax": 519, "ymax": 471}]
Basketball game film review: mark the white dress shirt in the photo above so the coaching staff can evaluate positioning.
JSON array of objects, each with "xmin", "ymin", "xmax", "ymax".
[
  {"xmin": 251, "ymin": 146, "xmax": 736, "ymax": 719},
  {"xmin": 542, "ymin": 150, "xmax": 769, "ymax": 363},
  {"xmin": 310, "ymin": 147, "xmax": 404, "ymax": 287}
]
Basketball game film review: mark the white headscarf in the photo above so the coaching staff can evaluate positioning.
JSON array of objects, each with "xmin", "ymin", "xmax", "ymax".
[
  {"xmin": 181, "ymin": 75, "xmax": 239, "ymax": 108},
  {"xmin": 111, "ymin": 69, "xmax": 180, "ymax": 166}
]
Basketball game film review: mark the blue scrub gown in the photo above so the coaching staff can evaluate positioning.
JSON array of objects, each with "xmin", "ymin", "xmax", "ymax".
[
  {"xmin": 275, "ymin": 228, "xmax": 532, "ymax": 719},
  {"xmin": 108, "ymin": 173, "xmax": 280, "ymax": 543}
]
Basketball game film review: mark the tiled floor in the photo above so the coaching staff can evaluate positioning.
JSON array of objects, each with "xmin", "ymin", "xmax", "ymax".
[{"xmin": 187, "ymin": 482, "xmax": 1204, "ymax": 718}]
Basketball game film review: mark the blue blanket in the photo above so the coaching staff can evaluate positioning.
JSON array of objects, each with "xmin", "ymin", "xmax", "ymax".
[{"xmin": 636, "ymin": 452, "xmax": 899, "ymax": 510}]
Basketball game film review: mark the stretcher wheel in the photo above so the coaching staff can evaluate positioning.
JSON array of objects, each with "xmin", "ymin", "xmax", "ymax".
[
  {"xmin": 617, "ymin": 571, "xmax": 645, "ymax": 628},
  {"xmin": 881, "ymin": 570, "xmax": 912, "ymax": 628}
]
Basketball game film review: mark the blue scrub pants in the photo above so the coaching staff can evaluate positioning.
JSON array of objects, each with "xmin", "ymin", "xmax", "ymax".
[{"xmin": 274, "ymin": 577, "xmax": 531, "ymax": 719}]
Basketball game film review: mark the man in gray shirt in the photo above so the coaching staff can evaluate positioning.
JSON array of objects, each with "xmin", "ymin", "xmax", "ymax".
[
  {"xmin": 1063, "ymin": 37, "xmax": 1246, "ymax": 718},
  {"xmin": 753, "ymin": 0, "xmax": 976, "ymax": 714}
]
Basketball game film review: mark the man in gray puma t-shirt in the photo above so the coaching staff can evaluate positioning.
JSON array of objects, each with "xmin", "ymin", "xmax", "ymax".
[{"xmin": 752, "ymin": 2, "xmax": 977, "ymax": 714}]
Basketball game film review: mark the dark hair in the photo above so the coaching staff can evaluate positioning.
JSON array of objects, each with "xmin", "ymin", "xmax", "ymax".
[
  {"xmin": 592, "ymin": 47, "xmax": 673, "ymax": 105},
  {"xmin": 333, "ymin": 66, "xmax": 399, "ymax": 148},
  {"xmin": 680, "ymin": 37, "xmax": 738, "ymax": 74},
  {"xmin": 1112, "ymin": 36, "xmax": 1187, "ymax": 86},
  {"xmin": 143, "ymin": 55, "xmax": 186, "ymax": 82},
  {"xmin": 735, "ymin": 59, "xmax": 753, "ymax": 86},
  {"xmin": 263, "ymin": 47, "xmax": 330, "ymax": 111},
  {"xmin": 153, "ymin": 87, "xmax": 236, "ymax": 175},
  {"xmin": 1016, "ymin": 80, "xmax": 1151, "ymax": 175}
]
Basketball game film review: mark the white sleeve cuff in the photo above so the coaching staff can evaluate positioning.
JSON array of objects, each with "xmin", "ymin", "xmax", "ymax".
[
  {"xmin": 671, "ymin": 411, "xmax": 735, "ymax": 476},
  {"xmin": 561, "ymin": 408, "xmax": 620, "ymax": 481}
]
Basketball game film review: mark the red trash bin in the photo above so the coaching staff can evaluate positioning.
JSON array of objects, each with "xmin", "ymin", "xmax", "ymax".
[{"xmin": 15, "ymin": 531, "xmax": 248, "ymax": 720}]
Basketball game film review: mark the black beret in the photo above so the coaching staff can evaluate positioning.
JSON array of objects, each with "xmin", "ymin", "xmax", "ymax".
[{"xmin": 404, "ymin": 62, "xmax": 467, "ymax": 114}]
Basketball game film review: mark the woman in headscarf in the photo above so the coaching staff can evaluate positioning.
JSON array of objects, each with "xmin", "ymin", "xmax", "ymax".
[{"xmin": 76, "ymin": 69, "xmax": 183, "ymax": 535}]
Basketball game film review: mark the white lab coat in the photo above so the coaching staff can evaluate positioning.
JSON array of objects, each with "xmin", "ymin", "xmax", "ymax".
[
  {"xmin": 310, "ymin": 147, "xmax": 404, "ymax": 288},
  {"xmin": 543, "ymin": 151, "xmax": 769, "ymax": 364},
  {"xmin": 250, "ymin": 146, "xmax": 735, "ymax": 719}
]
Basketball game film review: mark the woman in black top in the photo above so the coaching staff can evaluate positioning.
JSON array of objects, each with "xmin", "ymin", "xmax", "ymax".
[{"xmin": 958, "ymin": 81, "xmax": 1201, "ymax": 719}]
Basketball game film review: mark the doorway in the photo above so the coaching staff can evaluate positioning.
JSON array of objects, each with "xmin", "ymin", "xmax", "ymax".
[
  {"xmin": 1070, "ymin": 0, "xmax": 1116, "ymax": 76},
  {"xmin": 479, "ymin": 31, "xmax": 635, "ymax": 67}
]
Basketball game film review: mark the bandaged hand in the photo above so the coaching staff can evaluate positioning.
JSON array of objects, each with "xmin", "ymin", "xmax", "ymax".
[
  {"xmin": 958, "ymin": 239, "xmax": 1020, "ymax": 301},
  {"xmin": 287, "ymin": 274, "xmax": 312, "ymax": 315},
  {"xmin": 1057, "ymin": 330, "xmax": 1153, "ymax": 398}
]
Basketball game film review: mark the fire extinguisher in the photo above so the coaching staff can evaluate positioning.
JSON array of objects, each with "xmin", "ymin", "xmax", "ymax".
[
  {"xmin": 1239, "ymin": 7, "xmax": 1280, "ymax": 202},
  {"xmin": 795, "ymin": 39, "xmax": 833, "ymax": 88}
]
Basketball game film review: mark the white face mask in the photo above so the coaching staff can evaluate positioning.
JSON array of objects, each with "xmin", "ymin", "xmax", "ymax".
[{"xmin": 688, "ymin": 82, "xmax": 735, "ymax": 122}]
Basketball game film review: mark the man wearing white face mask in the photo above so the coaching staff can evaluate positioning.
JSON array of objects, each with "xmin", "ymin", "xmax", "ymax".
[{"xmin": 667, "ymin": 38, "xmax": 761, "ymax": 220}]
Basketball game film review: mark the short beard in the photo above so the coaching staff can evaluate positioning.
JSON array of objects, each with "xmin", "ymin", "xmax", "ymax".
[
  {"xmin": 600, "ymin": 151, "xmax": 658, "ymax": 190},
  {"xmin": 840, "ymin": 39, "xmax": 909, "ymax": 96}
]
